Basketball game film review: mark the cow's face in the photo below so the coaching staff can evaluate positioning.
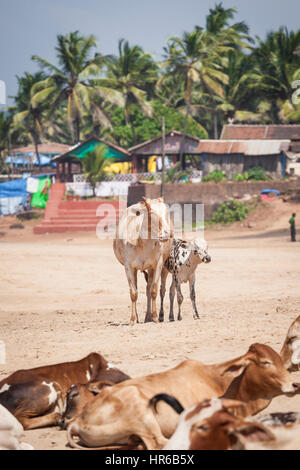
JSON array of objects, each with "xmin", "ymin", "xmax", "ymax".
[
  {"xmin": 60, "ymin": 381, "xmax": 115, "ymax": 429},
  {"xmin": 189, "ymin": 409, "xmax": 245, "ymax": 450},
  {"xmin": 280, "ymin": 316, "xmax": 300, "ymax": 371},
  {"xmin": 242, "ymin": 344, "xmax": 300, "ymax": 399},
  {"xmin": 191, "ymin": 238, "xmax": 211, "ymax": 264},
  {"xmin": 59, "ymin": 384, "xmax": 93, "ymax": 429}
]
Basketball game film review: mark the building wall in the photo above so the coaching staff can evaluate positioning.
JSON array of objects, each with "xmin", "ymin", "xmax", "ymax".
[
  {"xmin": 201, "ymin": 154, "xmax": 283, "ymax": 179},
  {"xmin": 128, "ymin": 178, "xmax": 300, "ymax": 219}
]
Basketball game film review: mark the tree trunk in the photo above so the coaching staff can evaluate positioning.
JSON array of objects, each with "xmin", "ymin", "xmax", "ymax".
[
  {"xmin": 179, "ymin": 102, "xmax": 190, "ymax": 170},
  {"xmin": 130, "ymin": 114, "xmax": 137, "ymax": 146},
  {"xmin": 213, "ymin": 111, "xmax": 218, "ymax": 139},
  {"xmin": 33, "ymin": 138, "xmax": 41, "ymax": 170},
  {"xmin": 75, "ymin": 116, "xmax": 81, "ymax": 143}
]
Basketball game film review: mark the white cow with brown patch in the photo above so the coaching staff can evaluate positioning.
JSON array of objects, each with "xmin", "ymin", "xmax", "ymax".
[{"xmin": 113, "ymin": 197, "xmax": 173, "ymax": 325}]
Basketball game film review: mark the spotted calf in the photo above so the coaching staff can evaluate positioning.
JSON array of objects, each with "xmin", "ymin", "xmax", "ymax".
[{"xmin": 159, "ymin": 237, "xmax": 211, "ymax": 322}]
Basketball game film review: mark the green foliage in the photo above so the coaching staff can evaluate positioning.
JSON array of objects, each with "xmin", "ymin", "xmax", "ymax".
[
  {"xmin": 211, "ymin": 200, "xmax": 249, "ymax": 225},
  {"xmin": 203, "ymin": 170, "xmax": 227, "ymax": 183},
  {"xmin": 81, "ymin": 145, "xmax": 114, "ymax": 195},
  {"xmin": 3, "ymin": 11, "xmax": 300, "ymax": 159},
  {"xmin": 165, "ymin": 162, "xmax": 193, "ymax": 183},
  {"xmin": 246, "ymin": 166, "xmax": 269, "ymax": 181},
  {"xmin": 232, "ymin": 167, "xmax": 268, "ymax": 181},
  {"xmin": 110, "ymin": 103, "xmax": 207, "ymax": 148},
  {"xmin": 233, "ymin": 172, "xmax": 248, "ymax": 181}
]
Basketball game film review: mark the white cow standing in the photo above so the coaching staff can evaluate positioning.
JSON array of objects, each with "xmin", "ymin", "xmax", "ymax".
[
  {"xmin": 159, "ymin": 237, "xmax": 211, "ymax": 322},
  {"xmin": 113, "ymin": 197, "xmax": 173, "ymax": 325}
]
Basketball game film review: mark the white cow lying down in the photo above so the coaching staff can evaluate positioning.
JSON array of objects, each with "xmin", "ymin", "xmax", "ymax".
[{"xmin": 0, "ymin": 404, "xmax": 34, "ymax": 450}]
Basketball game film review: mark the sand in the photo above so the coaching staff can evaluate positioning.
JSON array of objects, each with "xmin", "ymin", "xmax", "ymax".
[{"xmin": 0, "ymin": 198, "xmax": 300, "ymax": 450}]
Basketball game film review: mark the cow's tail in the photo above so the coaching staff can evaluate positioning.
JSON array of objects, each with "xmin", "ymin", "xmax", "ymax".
[
  {"xmin": 149, "ymin": 393, "xmax": 184, "ymax": 415},
  {"xmin": 67, "ymin": 422, "xmax": 85, "ymax": 450}
]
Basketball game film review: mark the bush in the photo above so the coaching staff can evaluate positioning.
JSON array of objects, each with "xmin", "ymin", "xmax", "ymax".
[
  {"xmin": 211, "ymin": 200, "xmax": 249, "ymax": 225},
  {"xmin": 246, "ymin": 166, "xmax": 268, "ymax": 181},
  {"xmin": 165, "ymin": 163, "xmax": 192, "ymax": 183},
  {"xmin": 233, "ymin": 172, "xmax": 248, "ymax": 182},
  {"xmin": 203, "ymin": 170, "xmax": 227, "ymax": 183}
]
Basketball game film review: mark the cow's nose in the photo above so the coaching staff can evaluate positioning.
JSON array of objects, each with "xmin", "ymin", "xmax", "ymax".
[
  {"xmin": 59, "ymin": 418, "xmax": 66, "ymax": 429},
  {"xmin": 204, "ymin": 255, "xmax": 211, "ymax": 263},
  {"xmin": 292, "ymin": 382, "xmax": 300, "ymax": 391}
]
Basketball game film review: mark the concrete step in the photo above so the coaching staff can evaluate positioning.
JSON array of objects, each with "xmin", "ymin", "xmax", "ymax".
[
  {"xmin": 34, "ymin": 223, "xmax": 116, "ymax": 234},
  {"xmin": 48, "ymin": 218, "xmax": 117, "ymax": 224}
]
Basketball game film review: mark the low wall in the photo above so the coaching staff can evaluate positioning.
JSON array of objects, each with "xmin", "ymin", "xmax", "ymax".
[{"xmin": 128, "ymin": 178, "xmax": 300, "ymax": 219}]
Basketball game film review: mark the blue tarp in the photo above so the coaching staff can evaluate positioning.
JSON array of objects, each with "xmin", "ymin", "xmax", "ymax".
[
  {"xmin": 0, "ymin": 178, "xmax": 28, "ymax": 215},
  {"xmin": 261, "ymin": 189, "xmax": 280, "ymax": 196},
  {"xmin": 5, "ymin": 154, "xmax": 56, "ymax": 167}
]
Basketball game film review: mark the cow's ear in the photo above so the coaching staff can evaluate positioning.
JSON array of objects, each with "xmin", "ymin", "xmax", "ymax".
[
  {"xmin": 227, "ymin": 422, "xmax": 275, "ymax": 450},
  {"xmin": 292, "ymin": 340, "xmax": 300, "ymax": 365},
  {"xmin": 221, "ymin": 359, "xmax": 250, "ymax": 378},
  {"xmin": 221, "ymin": 399, "xmax": 246, "ymax": 415},
  {"xmin": 88, "ymin": 380, "xmax": 114, "ymax": 395}
]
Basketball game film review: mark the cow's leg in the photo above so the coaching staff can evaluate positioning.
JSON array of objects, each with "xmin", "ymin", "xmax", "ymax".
[
  {"xmin": 20, "ymin": 411, "xmax": 61, "ymax": 430},
  {"xmin": 169, "ymin": 276, "xmax": 176, "ymax": 322},
  {"xmin": 189, "ymin": 274, "xmax": 200, "ymax": 320},
  {"xmin": 175, "ymin": 277, "xmax": 184, "ymax": 321},
  {"xmin": 148, "ymin": 257, "xmax": 163, "ymax": 324},
  {"xmin": 145, "ymin": 269, "xmax": 154, "ymax": 323},
  {"xmin": 125, "ymin": 265, "xmax": 138, "ymax": 326},
  {"xmin": 159, "ymin": 267, "xmax": 168, "ymax": 322}
]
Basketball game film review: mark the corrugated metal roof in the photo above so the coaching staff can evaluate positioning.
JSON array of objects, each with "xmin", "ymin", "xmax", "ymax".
[
  {"xmin": 197, "ymin": 139, "xmax": 290, "ymax": 155},
  {"xmin": 221, "ymin": 125, "xmax": 300, "ymax": 141},
  {"xmin": 11, "ymin": 142, "xmax": 71, "ymax": 155}
]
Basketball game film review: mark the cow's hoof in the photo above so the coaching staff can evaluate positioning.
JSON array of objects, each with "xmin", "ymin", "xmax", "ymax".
[
  {"xmin": 169, "ymin": 318, "xmax": 175, "ymax": 322},
  {"xmin": 159, "ymin": 317, "xmax": 164, "ymax": 323}
]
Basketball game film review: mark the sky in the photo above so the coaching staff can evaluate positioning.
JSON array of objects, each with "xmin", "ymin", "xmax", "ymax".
[{"xmin": 0, "ymin": 0, "xmax": 300, "ymax": 106}]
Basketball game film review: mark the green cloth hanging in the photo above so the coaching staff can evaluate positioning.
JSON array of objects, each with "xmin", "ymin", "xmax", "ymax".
[{"xmin": 31, "ymin": 177, "xmax": 51, "ymax": 209}]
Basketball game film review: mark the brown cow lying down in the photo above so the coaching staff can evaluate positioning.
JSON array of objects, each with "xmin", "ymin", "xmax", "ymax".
[
  {"xmin": 0, "ymin": 353, "xmax": 130, "ymax": 430},
  {"xmin": 67, "ymin": 343, "xmax": 300, "ymax": 450},
  {"xmin": 151, "ymin": 395, "xmax": 300, "ymax": 450},
  {"xmin": 150, "ymin": 395, "xmax": 275, "ymax": 450}
]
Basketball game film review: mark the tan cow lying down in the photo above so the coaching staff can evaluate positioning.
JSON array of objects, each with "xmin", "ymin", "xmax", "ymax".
[
  {"xmin": 0, "ymin": 353, "xmax": 130, "ymax": 430},
  {"xmin": 0, "ymin": 405, "xmax": 33, "ymax": 450},
  {"xmin": 67, "ymin": 343, "xmax": 300, "ymax": 450}
]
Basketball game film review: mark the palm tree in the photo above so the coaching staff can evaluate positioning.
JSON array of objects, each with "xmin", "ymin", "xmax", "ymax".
[
  {"xmin": 12, "ymin": 72, "xmax": 48, "ymax": 168},
  {"xmin": 98, "ymin": 39, "xmax": 159, "ymax": 144},
  {"xmin": 0, "ymin": 111, "xmax": 12, "ymax": 171},
  {"xmin": 81, "ymin": 145, "xmax": 113, "ymax": 196},
  {"xmin": 161, "ymin": 28, "xmax": 229, "ymax": 165},
  {"xmin": 31, "ymin": 31, "xmax": 122, "ymax": 143},
  {"xmin": 251, "ymin": 28, "xmax": 300, "ymax": 123}
]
